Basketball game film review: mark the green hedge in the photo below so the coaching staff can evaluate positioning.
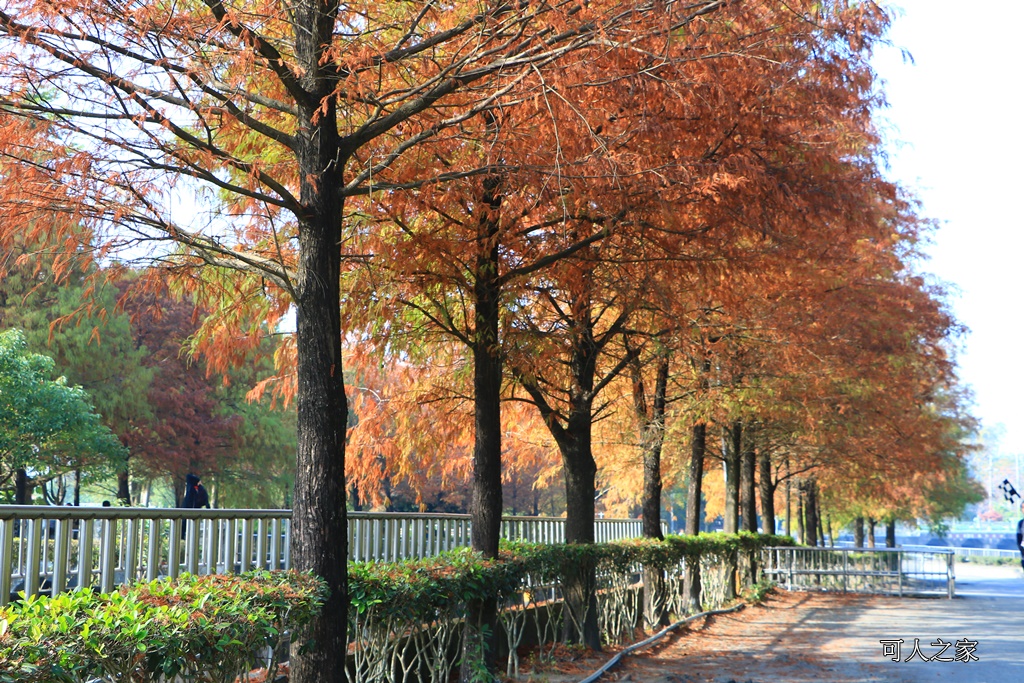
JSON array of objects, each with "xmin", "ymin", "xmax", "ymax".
[
  {"xmin": 0, "ymin": 533, "xmax": 791, "ymax": 682},
  {"xmin": 0, "ymin": 571, "xmax": 327, "ymax": 683},
  {"xmin": 349, "ymin": 532, "xmax": 794, "ymax": 622}
]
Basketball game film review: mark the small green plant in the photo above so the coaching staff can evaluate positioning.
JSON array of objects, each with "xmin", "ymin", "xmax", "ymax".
[{"xmin": 742, "ymin": 580, "xmax": 776, "ymax": 604}]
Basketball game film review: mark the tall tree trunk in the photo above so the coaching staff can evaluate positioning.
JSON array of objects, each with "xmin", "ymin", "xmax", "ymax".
[
  {"xmin": 462, "ymin": 179, "xmax": 504, "ymax": 681},
  {"xmin": 73, "ymin": 468, "xmax": 81, "ymax": 507},
  {"xmin": 561, "ymin": 433, "xmax": 600, "ymax": 647},
  {"xmin": 784, "ymin": 459, "xmax": 792, "ymax": 538},
  {"xmin": 721, "ymin": 422, "xmax": 741, "ymax": 600},
  {"xmin": 631, "ymin": 351, "xmax": 669, "ymax": 628},
  {"xmin": 684, "ymin": 423, "xmax": 706, "ymax": 613},
  {"xmin": 116, "ymin": 469, "xmax": 131, "ymax": 506},
  {"xmin": 740, "ymin": 423, "xmax": 757, "ymax": 533},
  {"xmin": 722, "ymin": 423, "xmax": 741, "ymax": 534},
  {"xmin": 867, "ymin": 518, "xmax": 876, "ymax": 548},
  {"xmin": 804, "ymin": 481, "xmax": 819, "ymax": 547},
  {"xmin": 816, "ymin": 495, "xmax": 826, "ymax": 547},
  {"xmin": 885, "ymin": 519, "xmax": 896, "ymax": 548},
  {"xmin": 853, "ymin": 517, "xmax": 865, "ymax": 548},
  {"xmin": 758, "ymin": 448, "xmax": 775, "ymax": 534},
  {"xmin": 795, "ymin": 482, "xmax": 804, "ymax": 544},
  {"xmin": 825, "ymin": 514, "xmax": 834, "ymax": 548},
  {"xmin": 633, "ymin": 353, "xmax": 669, "ymax": 540},
  {"xmin": 290, "ymin": 92, "xmax": 348, "ymax": 682},
  {"xmin": 517, "ymin": 280, "xmax": 609, "ymax": 649},
  {"xmin": 14, "ymin": 468, "xmax": 30, "ymax": 505}
]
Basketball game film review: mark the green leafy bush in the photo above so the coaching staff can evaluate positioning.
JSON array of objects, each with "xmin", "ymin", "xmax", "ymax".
[
  {"xmin": 347, "ymin": 532, "xmax": 793, "ymax": 622},
  {"xmin": 0, "ymin": 570, "xmax": 327, "ymax": 683}
]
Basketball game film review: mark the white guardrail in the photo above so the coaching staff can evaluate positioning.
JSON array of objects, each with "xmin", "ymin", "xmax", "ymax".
[
  {"xmin": 763, "ymin": 546, "xmax": 956, "ymax": 598},
  {"xmin": 0, "ymin": 506, "xmax": 646, "ymax": 606},
  {"xmin": 836, "ymin": 540, "xmax": 1020, "ymax": 560}
]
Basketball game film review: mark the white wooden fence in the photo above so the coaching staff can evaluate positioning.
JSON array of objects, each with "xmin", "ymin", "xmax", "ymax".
[{"xmin": 0, "ymin": 506, "xmax": 646, "ymax": 605}]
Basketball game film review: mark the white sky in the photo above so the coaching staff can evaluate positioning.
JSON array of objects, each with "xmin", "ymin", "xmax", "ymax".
[{"xmin": 873, "ymin": 1, "xmax": 1024, "ymax": 455}]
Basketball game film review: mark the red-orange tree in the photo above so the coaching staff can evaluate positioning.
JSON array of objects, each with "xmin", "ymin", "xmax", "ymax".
[{"xmin": 0, "ymin": 2, "xmax": 736, "ymax": 677}]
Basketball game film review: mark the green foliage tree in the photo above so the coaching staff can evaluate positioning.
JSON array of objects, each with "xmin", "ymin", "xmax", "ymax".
[
  {"xmin": 0, "ymin": 329, "xmax": 127, "ymax": 503},
  {"xmin": 212, "ymin": 345, "xmax": 297, "ymax": 509},
  {"xmin": 0, "ymin": 249, "xmax": 152, "ymax": 503}
]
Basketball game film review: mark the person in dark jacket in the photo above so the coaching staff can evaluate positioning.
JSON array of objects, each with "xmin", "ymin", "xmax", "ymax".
[
  {"xmin": 1017, "ymin": 501, "xmax": 1024, "ymax": 572},
  {"xmin": 181, "ymin": 473, "xmax": 210, "ymax": 509},
  {"xmin": 180, "ymin": 473, "xmax": 210, "ymax": 540}
]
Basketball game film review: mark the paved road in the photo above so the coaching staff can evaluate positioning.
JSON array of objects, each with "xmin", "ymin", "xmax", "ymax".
[
  {"xmin": 768, "ymin": 562, "xmax": 1024, "ymax": 683},
  {"xmin": 611, "ymin": 561, "xmax": 1024, "ymax": 683}
]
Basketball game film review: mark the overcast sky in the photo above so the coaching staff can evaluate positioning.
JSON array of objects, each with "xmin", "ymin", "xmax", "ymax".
[{"xmin": 873, "ymin": 1, "xmax": 1024, "ymax": 455}]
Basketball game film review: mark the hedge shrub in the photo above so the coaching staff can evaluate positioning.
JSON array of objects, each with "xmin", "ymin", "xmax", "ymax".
[
  {"xmin": 0, "ymin": 532, "xmax": 791, "ymax": 682},
  {"xmin": 0, "ymin": 570, "xmax": 327, "ymax": 683},
  {"xmin": 348, "ymin": 532, "xmax": 793, "ymax": 623}
]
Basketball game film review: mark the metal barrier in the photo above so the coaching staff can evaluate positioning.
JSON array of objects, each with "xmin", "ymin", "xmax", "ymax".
[
  {"xmin": 0, "ymin": 506, "xmax": 646, "ymax": 605},
  {"xmin": 836, "ymin": 540, "xmax": 1020, "ymax": 560},
  {"xmin": 899, "ymin": 543, "xmax": 1019, "ymax": 560},
  {"xmin": 762, "ymin": 546, "xmax": 955, "ymax": 598}
]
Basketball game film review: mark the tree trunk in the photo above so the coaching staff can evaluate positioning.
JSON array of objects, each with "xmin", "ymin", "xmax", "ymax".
[
  {"xmin": 634, "ymin": 353, "xmax": 669, "ymax": 540},
  {"xmin": 722, "ymin": 423, "xmax": 741, "ymax": 534},
  {"xmin": 784, "ymin": 459, "xmax": 792, "ymax": 538},
  {"xmin": 517, "ymin": 280, "xmax": 606, "ymax": 649},
  {"xmin": 885, "ymin": 519, "xmax": 896, "ymax": 548},
  {"xmin": 816, "ymin": 496, "xmax": 826, "ymax": 547},
  {"xmin": 74, "ymin": 468, "xmax": 81, "ymax": 507},
  {"xmin": 720, "ymin": 422, "xmax": 742, "ymax": 600},
  {"xmin": 462, "ymin": 179, "xmax": 504, "ymax": 681},
  {"xmin": 758, "ymin": 449, "xmax": 775, "ymax": 534},
  {"xmin": 740, "ymin": 423, "xmax": 756, "ymax": 533},
  {"xmin": 826, "ymin": 514, "xmax": 834, "ymax": 548},
  {"xmin": 631, "ymin": 352, "xmax": 669, "ymax": 628},
  {"xmin": 804, "ymin": 481, "xmax": 818, "ymax": 547},
  {"xmin": 561, "ymin": 433, "xmax": 600, "ymax": 647},
  {"xmin": 853, "ymin": 517, "xmax": 865, "ymax": 548},
  {"xmin": 795, "ymin": 482, "xmax": 804, "ymax": 545},
  {"xmin": 289, "ymin": 95, "xmax": 349, "ymax": 682},
  {"xmin": 683, "ymin": 422, "xmax": 706, "ymax": 613},
  {"xmin": 14, "ymin": 468, "xmax": 30, "ymax": 505},
  {"xmin": 867, "ymin": 518, "xmax": 876, "ymax": 548},
  {"xmin": 116, "ymin": 469, "xmax": 131, "ymax": 506}
]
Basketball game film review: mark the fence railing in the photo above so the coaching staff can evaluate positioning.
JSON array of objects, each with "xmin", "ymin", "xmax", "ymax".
[
  {"xmin": 762, "ymin": 546, "xmax": 955, "ymax": 598},
  {"xmin": 899, "ymin": 543, "xmax": 1019, "ymax": 560},
  {"xmin": 0, "ymin": 506, "xmax": 647, "ymax": 605},
  {"xmin": 836, "ymin": 540, "xmax": 1020, "ymax": 560}
]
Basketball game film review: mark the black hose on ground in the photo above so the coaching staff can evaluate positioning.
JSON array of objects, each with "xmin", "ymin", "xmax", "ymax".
[{"xmin": 577, "ymin": 602, "xmax": 747, "ymax": 683}]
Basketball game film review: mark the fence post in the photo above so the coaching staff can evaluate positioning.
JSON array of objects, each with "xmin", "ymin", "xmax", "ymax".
[
  {"xmin": 51, "ymin": 518, "xmax": 71, "ymax": 597},
  {"xmin": 122, "ymin": 518, "xmax": 138, "ymax": 586},
  {"xmin": 145, "ymin": 519, "xmax": 161, "ymax": 581},
  {"xmin": 0, "ymin": 519, "xmax": 14, "ymax": 606},
  {"xmin": 256, "ymin": 519, "xmax": 268, "ymax": 570},
  {"xmin": 947, "ymin": 553, "xmax": 954, "ymax": 599},
  {"xmin": 99, "ymin": 518, "xmax": 118, "ymax": 593},
  {"xmin": 239, "ymin": 518, "xmax": 253, "ymax": 572},
  {"xmin": 842, "ymin": 550, "xmax": 848, "ymax": 593},
  {"xmin": 185, "ymin": 518, "xmax": 200, "ymax": 575},
  {"xmin": 897, "ymin": 551, "xmax": 903, "ymax": 598}
]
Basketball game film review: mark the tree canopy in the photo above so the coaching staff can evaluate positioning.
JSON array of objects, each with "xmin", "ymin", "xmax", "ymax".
[
  {"xmin": 0, "ymin": 329, "xmax": 126, "ymax": 502},
  {"xmin": 0, "ymin": 0, "xmax": 982, "ymax": 677}
]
